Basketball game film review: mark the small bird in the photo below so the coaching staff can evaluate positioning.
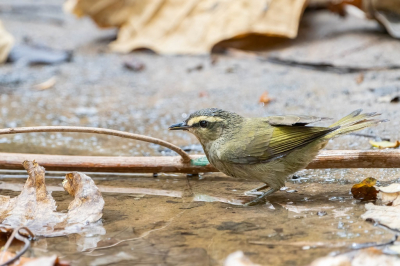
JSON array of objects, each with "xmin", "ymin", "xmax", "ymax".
[{"xmin": 169, "ymin": 108, "xmax": 385, "ymax": 206}]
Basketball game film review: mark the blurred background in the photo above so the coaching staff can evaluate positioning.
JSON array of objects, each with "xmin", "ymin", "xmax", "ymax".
[{"xmin": 0, "ymin": 0, "xmax": 399, "ymax": 157}]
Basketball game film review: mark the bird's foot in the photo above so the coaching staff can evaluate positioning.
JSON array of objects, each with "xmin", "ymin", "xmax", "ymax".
[
  {"xmin": 243, "ymin": 188, "xmax": 277, "ymax": 206},
  {"xmin": 244, "ymin": 184, "xmax": 269, "ymax": 196}
]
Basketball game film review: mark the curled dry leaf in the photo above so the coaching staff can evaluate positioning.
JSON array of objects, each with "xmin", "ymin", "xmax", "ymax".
[
  {"xmin": 63, "ymin": 172, "xmax": 105, "ymax": 224},
  {"xmin": 377, "ymin": 183, "xmax": 400, "ymax": 206},
  {"xmin": 32, "ymin": 76, "xmax": 57, "ymax": 91},
  {"xmin": 351, "ymin": 177, "xmax": 378, "ymax": 201},
  {"xmin": 64, "ymin": 0, "xmax": 307, "ymax": 54},
  {"xmin": 369, "ymin": 140, "xmax": 400, "ymax": 149},
  {"xmin": 361, "ymin": 182, "xmax": 400, "ymax": 230},
  {"xmin": 355, "ymin": 73, "xmax": 364, "ymax": 84},
  {"xmin": 0, "ymin": 161, "xmax": 105, "ymax": 237}
]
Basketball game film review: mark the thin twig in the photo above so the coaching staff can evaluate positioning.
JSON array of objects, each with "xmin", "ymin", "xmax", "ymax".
[
  {"xmin": 0, "ymin": 150, "xmax": 399, "ymax": 173},
  {"xmin": 0, "ymin": 126, "xmax": 191, "ymax": 163}
]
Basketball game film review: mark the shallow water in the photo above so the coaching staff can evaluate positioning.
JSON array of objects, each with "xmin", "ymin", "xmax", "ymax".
[{"xmin": 0, "ymin": 172, "xmax": 396, "ymax": 266}]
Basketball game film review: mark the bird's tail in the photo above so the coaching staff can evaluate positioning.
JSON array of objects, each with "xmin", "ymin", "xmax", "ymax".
[{"xmin": 325, "ymin": 109, "xmax": 386, "ymax": 139}]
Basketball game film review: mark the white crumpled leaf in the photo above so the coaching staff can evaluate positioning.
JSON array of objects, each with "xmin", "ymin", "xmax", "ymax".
[
  {"xmin": 0, "ymin": 161, "xmax": 105, "ymax": 237},
  {"xmin": 361, "ymin": 182, "xmax": 400, "ymax": 230},
  {"xmin": 361, "ymin": 203, "xmax": 400, "ymax": 230},
  {"xmin": 0, "ymin": 20, "xmax": 14, "ymax": 63},
  {"xmin": 377, "ymin": 183, "xmax": 400, "ymax": 206}
]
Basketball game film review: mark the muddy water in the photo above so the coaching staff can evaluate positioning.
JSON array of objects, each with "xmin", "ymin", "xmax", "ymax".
[{"xmin": 0, "ymin": 172, "xmax": 395, "ymax": 266}]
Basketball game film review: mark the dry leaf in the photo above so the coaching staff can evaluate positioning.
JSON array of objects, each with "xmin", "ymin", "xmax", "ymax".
[
  {"xmin": 369, "ymin": 140, "xmax": 400, "ymax": 149},
  {"xmin": 63, "ymin": 172, "xmax": 105, "ymax": 224},
  {"xmin": 361, "ymin": 182, "xmax": 400, "ymax": 230},
  {"xmin": 351, "ymin": 177, "xmax": 378, "ymax": 201},
  {"xmin": 0, "ymin": 20, "xmax": 14, "ymax": 63},
  {"xmin": 355, "ymin": 73, "xmax": 364, "ymax": 84},
  {"xmin": 259, "ymin": 91, "xmax": 272, "ymax": 105},
  {"xmin": 32, "ymin": 77, "xmax": 57, "ymax": 91},
  {"xmin": 64, "ymin": 0, "xmax": 307, "ymax": 54},
  {"xmin": 377, "ymin": 183, "xmax": 400, "ymax": 206},
  {"xmin": 0, "ymin": 161, "xmax": 105, "ymax": 237},
  {"xmin": 0, "ymin": 252, "xmax": 61, "ymax": 266},
  {"xmin": 363, "ymin": 0, "xmax": 400, "ymax": 39}
]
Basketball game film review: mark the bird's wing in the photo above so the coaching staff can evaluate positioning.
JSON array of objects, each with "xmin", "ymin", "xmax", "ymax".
[
  {"xmin": 266, "ymin": 115, "xmax": 332, "ymax": 126},
  {"xmin": 219, "ymin": 124, "xmax": 336, "ymax": 164}
]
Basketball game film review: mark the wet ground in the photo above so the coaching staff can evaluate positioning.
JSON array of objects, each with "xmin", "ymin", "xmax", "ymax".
[
  {"xmin": 0, "ymin": 173, "xmax": 396, "ymax": 266},
  {"xmin": 1, "ymin": 0, "xmax": 400, "ymax": 265}
]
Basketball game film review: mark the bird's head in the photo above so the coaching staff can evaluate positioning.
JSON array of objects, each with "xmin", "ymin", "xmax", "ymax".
[{"xmin": 169, "ymin": 108, "xmax": 243, "ymax": 144}]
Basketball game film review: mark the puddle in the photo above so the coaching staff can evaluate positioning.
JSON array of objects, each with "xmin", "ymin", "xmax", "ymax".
[{"xmin": 0, "ymin": 173, "xmax": 396, "ymax": 266}]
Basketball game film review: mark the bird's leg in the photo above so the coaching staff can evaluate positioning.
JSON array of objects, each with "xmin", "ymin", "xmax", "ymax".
[
  {"xmin": 244, "ymin": 184, "xmax": 269, "ymax": 196},
  {"xmin": 244, "ymin": 188, "xmax": 277, "ymax": 206}
]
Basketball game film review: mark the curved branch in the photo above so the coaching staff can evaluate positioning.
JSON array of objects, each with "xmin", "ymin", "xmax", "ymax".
[{"xmin": 0, "ymin": 126, "xmax": 191, "ymax": 163}]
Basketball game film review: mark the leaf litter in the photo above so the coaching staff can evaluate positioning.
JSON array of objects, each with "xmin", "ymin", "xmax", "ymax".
[
  {"xmin": 369, "ymin": 140, "xmax": 400, "ymax": 149},
  {"xmin": 0, "ymin": 160, "xmax": 105, "ymax": 237}
]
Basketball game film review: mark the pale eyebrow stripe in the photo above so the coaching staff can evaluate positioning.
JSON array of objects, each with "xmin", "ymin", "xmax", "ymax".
[{"xmin": 187, "ymin": 116, "xmax": 223, "ymax": 126}]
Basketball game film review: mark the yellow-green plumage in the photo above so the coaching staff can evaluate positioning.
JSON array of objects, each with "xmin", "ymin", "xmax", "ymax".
[{"xmin": 169, "ymin": 108, "xmax": 384, "ymax": 205}]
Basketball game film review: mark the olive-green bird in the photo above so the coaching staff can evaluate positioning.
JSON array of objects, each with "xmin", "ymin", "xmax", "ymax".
[{"xmin": 169, "ymin": 108, "xmax": 384, "ymax": 206}]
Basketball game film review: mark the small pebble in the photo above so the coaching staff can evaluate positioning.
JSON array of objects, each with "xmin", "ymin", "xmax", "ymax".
[{"xmin": 317, "ymin": 211, "xmax": 327, "ymax": 216}]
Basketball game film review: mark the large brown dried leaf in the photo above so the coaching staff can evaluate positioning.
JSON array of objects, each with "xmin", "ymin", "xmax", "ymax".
[
  {"xmin": 0, "ymin": 161, "xmax": 105, "ymax": 237},
  {"xmin": 64, "ymin": 0, "xmax": 307, "ymax": 54}
]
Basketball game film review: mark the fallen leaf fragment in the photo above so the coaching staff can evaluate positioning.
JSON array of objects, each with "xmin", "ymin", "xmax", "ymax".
[
  {"xmin": 369, "ymin": 140, "xmax": 400, "ymax": 149},
  {"xmin": 355, "ymin": 73, "xmax": 364, "ymax": 84},
  {"xmin": 224, "ymin": 251, "xmax": 261, "ymax": 266},
  {"xmin": 361, "ymin": 203, "xmax": 400, "ymax": 230},
  {"xmin": 63, "ymin": 172, "xmax": 105, "ymax": 224},
  {"xmin": 259, "ymin": 91, "xmax": 272, "ymax": 105},
  {"xmin": 0, "ymin": 20, "xmax": 14, "ymax": 63},
  {"xmin": 32, "ymin": 76, "xmax": 57, "ymax": 91},
  {"xmin": 361, "ymin": 182, "xmax": 400, "ymax": 230},
  {"xmin": 0, "ymin": 160, "xmax": 105, "ymax": 237},
  {"xmin": 310, "ymin": 247, "xmax": 400, "ymax": 266},
  {"xmin": 377, "ymin": 183, "xmax": 400, "ymax": 206},
  {"xmin": 351, "ymin": 177, "xmax": 378, "ymax": 201},
  {"xmin": 0, "ymin": 252, "xmax": 64, "ymax": 266}
]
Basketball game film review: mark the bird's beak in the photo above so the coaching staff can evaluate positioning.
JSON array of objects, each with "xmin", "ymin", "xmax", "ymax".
[{"xmin": 169, "ymin": 122, "xmax": 190, "ymax": 130}]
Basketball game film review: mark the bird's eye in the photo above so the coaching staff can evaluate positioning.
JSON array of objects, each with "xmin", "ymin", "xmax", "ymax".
[{"xmin": 199, "ymin": 120, "xmax": 208, "ymax": 128}]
